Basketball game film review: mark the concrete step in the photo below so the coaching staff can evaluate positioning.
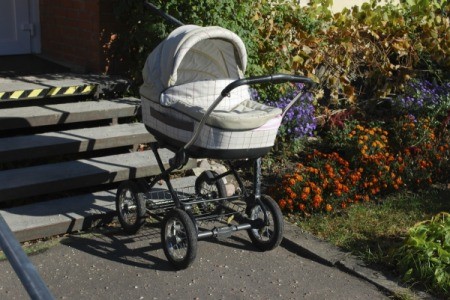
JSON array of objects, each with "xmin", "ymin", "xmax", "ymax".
[
  {"xmin": 0, "ymin": 123, "xmax": 155, "ymax": 163},
  {"xmin": 0, "ymin": 176, "xmax": 197, "ymax": 242},
  {"xmin": 0, "ymin": 73, "xmax": 129, "ymax": 101},
  {"xmin": 0, "ymin": 98, "xmax": 140, "ymax": 131},
  {"xmin": 0, "ymin": 149, "xmax": 196, "ymax": 203}
]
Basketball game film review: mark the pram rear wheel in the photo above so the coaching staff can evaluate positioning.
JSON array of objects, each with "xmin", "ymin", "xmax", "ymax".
[
  {"xmin": 162, "ymin": 208, "xmax": 198, "ymax": 269},
  {"xmin": 195, "ymin": 170, "xmax": 226, "ymax": 214},
  {"xmin": 247, "ymin": 195, "xmax": 284, "ymax": 251},
  {"xmin": 115, "ymin": 181, "xmax": 147, "ymax": 234}
]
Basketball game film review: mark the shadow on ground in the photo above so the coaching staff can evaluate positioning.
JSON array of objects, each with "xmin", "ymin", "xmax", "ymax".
[{"xmin": 59, "ymin": 220, "xmax": 267, "ymax": 272}]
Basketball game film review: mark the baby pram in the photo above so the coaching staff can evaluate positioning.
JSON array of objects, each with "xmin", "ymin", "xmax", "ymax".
[{"xmin": 115, "ymin": 3, "xmax": 316, "ymax": 269}]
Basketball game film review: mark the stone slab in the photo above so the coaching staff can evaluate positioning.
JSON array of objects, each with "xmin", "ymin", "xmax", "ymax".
[
  {"xmin": 0, "ymin": 123, "xmax": 155, "ymax": 163},
  {"xmin": 0, "ymin": 176, "xmax": 197, "ymax": 242},
  {"xmin": 0, "ymin": 149, "xmax": 196, "ymax": 202},
  {"xmin": 0, "ymin": 98, "xmax": 140, "ymax": 130}
]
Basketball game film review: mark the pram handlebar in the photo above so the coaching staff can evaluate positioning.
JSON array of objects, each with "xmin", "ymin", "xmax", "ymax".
[
  {"xmin": 221, "ymin": 74, "xmax": 316, "ymax": 97},
  {"xmin": 180, "ymin": 74, "xmax": 317, "ymax": 153},
  {"xmin": 144, "ymin": 1, "xmax": 185, "ymax": 27}
]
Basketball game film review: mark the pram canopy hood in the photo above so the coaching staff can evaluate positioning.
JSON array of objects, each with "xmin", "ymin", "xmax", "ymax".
[{"xmin": 141, "ymin": 25, "xmax": 248, "ymax": 100}]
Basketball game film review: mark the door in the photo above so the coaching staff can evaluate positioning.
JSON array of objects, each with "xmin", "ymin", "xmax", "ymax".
[{"xmin": 0, "ymin": 0, "xmax": 32, "ymax": 55}]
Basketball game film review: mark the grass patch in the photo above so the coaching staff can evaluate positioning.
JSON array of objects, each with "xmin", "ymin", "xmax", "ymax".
[
  {"xmin": 290, "ymin": 186, "xmax": 449, "ymax": 294},
  {"xmin": 0, "ymin": 236, "xmax": 63, "ymax": 262},
  {"xmin": 0, "ymin": 227, "xmax": 120, "ymax": 262},
  {"xmin": 295, "ymin": 187, "xmax": 450, "ymax": 263}
]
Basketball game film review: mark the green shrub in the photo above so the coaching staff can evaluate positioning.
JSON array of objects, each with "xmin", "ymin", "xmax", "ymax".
[{"xmin": 394, "ymin": 212, "xmax": 450, "ymax": 297}]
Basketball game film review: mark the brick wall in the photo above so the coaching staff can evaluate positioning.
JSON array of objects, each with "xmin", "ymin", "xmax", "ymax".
[{"xmin": 39, "ymin": 0, "xmax": 118, "ymax": 73}]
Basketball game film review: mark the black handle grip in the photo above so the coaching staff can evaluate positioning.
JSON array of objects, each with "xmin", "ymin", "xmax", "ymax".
[{"xmin": 221, "ymin": 74, "xmax": 317, "ymax": 96}]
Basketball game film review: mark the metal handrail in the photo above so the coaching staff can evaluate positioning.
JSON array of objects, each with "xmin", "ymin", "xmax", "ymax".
[{"xmin": 0, "ymin": 214, "xmax": 54, "ymax": 299}]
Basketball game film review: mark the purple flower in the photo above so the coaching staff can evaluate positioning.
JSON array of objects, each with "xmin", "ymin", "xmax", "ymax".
[
  {"xmin": 253, "ymin": 84, "xmax": 316, "ymax": 139},
  {"xmin": 397, "ymin": 79, "xmax": 450, "ymax": 117}
]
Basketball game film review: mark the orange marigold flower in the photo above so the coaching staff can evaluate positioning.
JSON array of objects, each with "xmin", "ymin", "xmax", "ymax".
[
  {"xmin": 325, "ymin": 204, "xmax": 333, "ymax": 212},
  {"xmin": 298, "ymin": 203, "xmax": 306, "ymax": 211},
  {"xmin": 313, "ymin": 194, "xmax": 323, "ymax": 203},
  {"xmin": 303, "ymin": 187, "xmax": 311, "ymax": 195},
  {"xmin": 295, "ymin": 174, "xmax": 304, "ymax": 182},
  {"xmin": 309, "ymin": 182, "xmax": 317, "ymax": 189}
]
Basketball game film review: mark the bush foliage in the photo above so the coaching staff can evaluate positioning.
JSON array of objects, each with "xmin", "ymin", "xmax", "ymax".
[
  {"xmin": 110, "ymin": 0, "xmax": 261, "ymax": 87},
  {"xmin": 110, "ymin": 0, "xmax": 449, "ymax": 105}
]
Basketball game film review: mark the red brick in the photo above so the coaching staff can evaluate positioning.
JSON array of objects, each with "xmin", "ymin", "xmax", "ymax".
[{"xmin": 39, "ymin": 0, "xmax": 118, "ymax": 73}]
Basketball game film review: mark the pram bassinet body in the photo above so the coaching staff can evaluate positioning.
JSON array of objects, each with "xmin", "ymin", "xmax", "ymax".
[{"xmin": 140, "ymin": 25, "xmax": 282, "ymax": 159}]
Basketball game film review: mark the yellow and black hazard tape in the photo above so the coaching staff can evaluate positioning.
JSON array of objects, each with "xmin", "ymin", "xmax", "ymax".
[{"xmin": 0, "ymin": 84, "xmax": 96, "ymax": 101}]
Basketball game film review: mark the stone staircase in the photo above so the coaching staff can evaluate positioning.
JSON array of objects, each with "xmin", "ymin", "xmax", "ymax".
[{"xmin": 0, "ymin": 76, "xmax": 194, "ymax": 242}]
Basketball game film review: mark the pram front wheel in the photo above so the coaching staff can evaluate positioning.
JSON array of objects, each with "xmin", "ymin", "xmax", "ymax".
[
  {"xmin": 247, "ymin": 195, "xmax": 284, "ymax": 251},
  {"xmin": 115, "ymin": 181, "xmax": 147, "ymax": 234},
  {"xmin": 162, "ymin": 208, "xmax": 198, "ymax": 269},
  {"xmin": 195, "ymin": 170, "xmax": 226, "ymax": 214}
]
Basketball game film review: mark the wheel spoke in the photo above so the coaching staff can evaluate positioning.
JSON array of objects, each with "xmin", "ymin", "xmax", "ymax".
[
  {"xmin": 162, "ymin": 209, "xmax": 198, "ymax": 269},
  {"xmin": 165, "ymin": 217, "xmax": 189, "ymax": 261},
  {"xmin": 115, "ymin": 181, "xmax": 146, "ymax": 234},
  {"xmin": 247, "ymin": 195, "xmax": 283, "ymax": 250}
]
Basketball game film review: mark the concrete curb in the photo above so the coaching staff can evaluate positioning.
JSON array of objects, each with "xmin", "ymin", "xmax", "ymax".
[{"xmin": 281, "ymin": 221, "xmax": 435, "ymax": 299}]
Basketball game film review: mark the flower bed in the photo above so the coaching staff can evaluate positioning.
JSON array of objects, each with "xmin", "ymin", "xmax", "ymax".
[{"xmin": 269, "ymin": 79, "xmax": 450, "ymax": 214}]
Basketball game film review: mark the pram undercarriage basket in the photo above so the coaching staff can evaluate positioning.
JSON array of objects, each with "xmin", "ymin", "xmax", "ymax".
[{"xmin": 115, "ymin": 15, "xmax": 316, "ymax": 269}]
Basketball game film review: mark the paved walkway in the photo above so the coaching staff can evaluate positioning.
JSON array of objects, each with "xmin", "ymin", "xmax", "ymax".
[
  {"xmin": 1, "ymin": 224, "xmax": 389, "ymax": 300},
  {"xmin": 0, "ymin": 219, "xmax": 431, "ymax": 299}
]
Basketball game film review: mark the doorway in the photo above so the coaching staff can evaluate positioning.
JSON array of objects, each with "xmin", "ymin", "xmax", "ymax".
[{"xmin": 0, "ymin": 0, "xmax": 41, "ymax": 55}]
